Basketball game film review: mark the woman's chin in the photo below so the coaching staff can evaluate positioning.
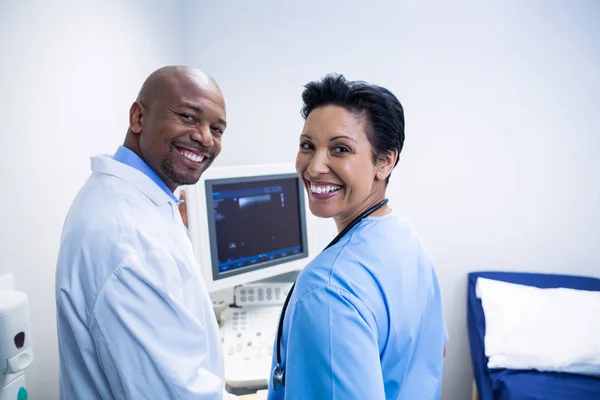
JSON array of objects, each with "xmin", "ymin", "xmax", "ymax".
[{"xmin": 308, "ymin": 203, "xmax": 338, "ymax": 219}]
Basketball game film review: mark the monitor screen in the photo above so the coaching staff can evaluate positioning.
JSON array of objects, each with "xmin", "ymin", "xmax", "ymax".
[{"xmin": 205, "ymin": 173, "xmax": 308, "ymax": 280}]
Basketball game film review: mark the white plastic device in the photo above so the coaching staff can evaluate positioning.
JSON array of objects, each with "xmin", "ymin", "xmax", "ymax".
[
  {"xmin": 220, "ymin": 281, "xmax": 293, "ymax": 390},
  {"xmin": 220, "ymin": 305, "xmax": 282, "ymax": 390},
  {"xmin": 185, "ymin": 163, "xmax": 317, "ymax": 293},
  {"xmin": 233, "ymin": 282, "xmax": 293, "ymax": 307},
  {"xmin": 0, "ymin": 289, "xmax": 34, "ymax": 400}
]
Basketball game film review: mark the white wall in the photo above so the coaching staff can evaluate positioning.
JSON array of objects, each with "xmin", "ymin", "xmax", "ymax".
[
  {"xmin": 182, "ymin": 1, "xmax": 600, "ymax": 399},
  {"xmin": 0, "ymin": 1, "xmax": 183, "ymax": 398},
  {"xmin": 1, "ymin": 1, "xmax": 599, "ymax": 399}
]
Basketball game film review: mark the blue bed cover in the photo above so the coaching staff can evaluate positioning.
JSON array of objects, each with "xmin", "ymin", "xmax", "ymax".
[{"xmin": 467, "ymin": 271, "xmax": 600, "ymax": 400}]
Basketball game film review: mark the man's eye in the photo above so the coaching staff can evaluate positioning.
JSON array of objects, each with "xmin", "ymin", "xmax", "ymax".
[
  {"xmin": 180, "ymin": 113, "xmax": 195, "ymax": 122},
  {"xmin": 212, "ymin": 127, "xmax": 224, "ymax": 135}
]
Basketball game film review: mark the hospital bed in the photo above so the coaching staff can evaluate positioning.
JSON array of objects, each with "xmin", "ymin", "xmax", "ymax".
[{"xmin": 467, "ymin": 271, "xmax": 600, "ymax": 400}]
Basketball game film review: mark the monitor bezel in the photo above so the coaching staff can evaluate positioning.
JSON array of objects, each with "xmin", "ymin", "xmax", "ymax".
[
  {"xmin": 204, "ymin": 172, "xmax": 309, "ymax": 281},
  {"xmin": 184, "ymin": 163, "xmax": 316, "ymax": 293}
]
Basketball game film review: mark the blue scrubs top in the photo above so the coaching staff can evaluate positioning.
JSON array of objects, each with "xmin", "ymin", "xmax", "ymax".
[{"xmin": 268, "ymin": 212, "xmax": 448, "ymax": 400}]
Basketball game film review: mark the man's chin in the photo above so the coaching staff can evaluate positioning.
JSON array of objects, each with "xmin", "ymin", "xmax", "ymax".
[
  {"xmin": 167, "ymin": 170, "xmax": 203, "ymax": 187},
  {"xmin": 172, "ymin": 162, "xmax": 214, "ymax": 185},
  {"xmin": 176, "ymin": 175, "xmax": 202, "ymax": 187}
]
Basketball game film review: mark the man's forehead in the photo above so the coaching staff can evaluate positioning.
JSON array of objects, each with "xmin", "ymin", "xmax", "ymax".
[
  {"xmin": 170, "ymin": 75, "xmax": 224, "ymax": 108},
  {"xmin": 138, "ymin": 66, "xmax": 224, "ymax": 108}
]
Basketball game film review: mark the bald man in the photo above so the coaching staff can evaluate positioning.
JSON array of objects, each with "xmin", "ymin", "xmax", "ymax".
[{"xmin": 55, "ymin": 66, "xmax": 240, "ymax": 399}]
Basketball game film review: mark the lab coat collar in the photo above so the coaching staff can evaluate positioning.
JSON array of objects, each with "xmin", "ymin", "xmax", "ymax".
[
  {"xmin": 112, "ymin": 146, "xmax": 180, "ymax": 203},
  {"xmin": 91, "ymin": 155, "xmax": 178, "ymax": 207}
]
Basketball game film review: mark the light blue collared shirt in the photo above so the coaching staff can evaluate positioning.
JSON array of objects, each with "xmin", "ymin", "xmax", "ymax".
[{"xmin": 112, "ymin": 145, "xmax": 180, "ymax": 203}]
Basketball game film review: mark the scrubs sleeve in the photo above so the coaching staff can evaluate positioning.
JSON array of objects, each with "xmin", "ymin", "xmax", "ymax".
[
  {"xmin": 89, "ymin": 250, "xmax": 231, "ymax": 400},
  {"xmin": 284, "ymin": 287, "xmax": 386, "ymax": 400}
]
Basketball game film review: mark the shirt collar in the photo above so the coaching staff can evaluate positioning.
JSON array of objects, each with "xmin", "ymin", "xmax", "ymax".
[{"xmin": 112, "ymin": 146, "xmax": 181, "ymax": 204}]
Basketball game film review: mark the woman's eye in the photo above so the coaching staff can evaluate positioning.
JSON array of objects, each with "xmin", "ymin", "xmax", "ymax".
[
  {"xmin": 333, "ymin": 146, "xmax": 350, "ymax": 153},
  {"xmin": 300, "ymin": 142, "xmax": 313, "ymax": 150}
]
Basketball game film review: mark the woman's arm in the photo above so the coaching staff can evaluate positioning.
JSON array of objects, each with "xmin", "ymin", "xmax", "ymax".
[{"xmin": 283, "ymin": 286, "xmax": 386, "ymax": 400}]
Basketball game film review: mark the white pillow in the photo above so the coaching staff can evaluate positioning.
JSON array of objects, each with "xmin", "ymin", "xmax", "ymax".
[{"xmin": 476, "ymin": 277, "xmax": 600, "ymax": 376}]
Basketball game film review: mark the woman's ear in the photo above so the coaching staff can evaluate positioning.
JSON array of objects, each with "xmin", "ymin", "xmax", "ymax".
[{"xmin": 377, "ymin": 150, "xmax": 398, "ymax": 181}]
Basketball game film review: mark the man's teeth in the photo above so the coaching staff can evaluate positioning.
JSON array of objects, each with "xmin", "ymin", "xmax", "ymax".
[
  {"xmin": 179, "ymin": 150, "xmax": 204, "ymax": 163},
  {"xmin": 310, "ymin": 184, "xmax": 341, "ymax": 194}
]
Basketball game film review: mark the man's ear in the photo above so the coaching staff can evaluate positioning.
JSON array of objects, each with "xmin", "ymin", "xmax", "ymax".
[
  {"xmin": 129, "ymin": 101, "xmax": 145, "ymax": 134},
  {"xmin": 376, "ymin": 150, "xmax": 398, "ymax": 181}
]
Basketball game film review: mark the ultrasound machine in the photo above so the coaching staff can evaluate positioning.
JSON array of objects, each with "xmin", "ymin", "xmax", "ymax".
[{"xmin": 184, "ymin": 164, "xmax": 317, "ymax": 394}]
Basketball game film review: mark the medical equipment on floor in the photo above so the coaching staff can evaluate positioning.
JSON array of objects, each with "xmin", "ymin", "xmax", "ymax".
[{"xmin": 0, "ymin": 289, "xmax": 34, "ymax": 400}]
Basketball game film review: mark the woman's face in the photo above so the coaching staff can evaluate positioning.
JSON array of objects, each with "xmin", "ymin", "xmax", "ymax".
[{"xmin": 296, "ymin": 105, "xmax": 389, "ymax": 228}]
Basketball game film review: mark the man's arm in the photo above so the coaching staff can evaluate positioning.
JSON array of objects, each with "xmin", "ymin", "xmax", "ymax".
[
  {"xmin": 284, "ymin": 287, "xmax": 386, "ymax": 399},
  {"xmin": 90, "ymin": 250, "xmax": 232, "ymax": 399}
]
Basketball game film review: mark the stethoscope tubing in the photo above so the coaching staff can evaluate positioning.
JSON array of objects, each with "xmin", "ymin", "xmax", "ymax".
[{"xmin": 271, "ymin": 198, "xmax": 389, "ymax": 390}]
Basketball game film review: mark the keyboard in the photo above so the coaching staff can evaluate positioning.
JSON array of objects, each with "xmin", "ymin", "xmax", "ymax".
[{"xmin": 220, "ymin": 306, "xmax": 283, "ymax": 389}]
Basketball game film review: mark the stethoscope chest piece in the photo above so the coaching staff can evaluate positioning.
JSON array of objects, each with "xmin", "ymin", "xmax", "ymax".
[{"xmin": 272, "ymin": 364, "xmax": 285, "ymax": 391}]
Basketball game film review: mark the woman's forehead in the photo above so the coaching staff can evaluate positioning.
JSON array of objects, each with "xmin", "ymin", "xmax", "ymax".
[{"xmin": 303, "ymin": 106, "xmax": 367, "ymax": 140}]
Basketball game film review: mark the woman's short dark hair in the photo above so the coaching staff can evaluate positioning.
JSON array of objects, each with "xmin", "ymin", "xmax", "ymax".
[{"xmin": 300, "ymin": 74, "xmax": 405, "ymax": 183}]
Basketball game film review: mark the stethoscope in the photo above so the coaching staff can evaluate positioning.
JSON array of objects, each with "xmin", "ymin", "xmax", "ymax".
[{"xmin": 271, "ymin": 198, "xmax": 389, "ymax": 390}]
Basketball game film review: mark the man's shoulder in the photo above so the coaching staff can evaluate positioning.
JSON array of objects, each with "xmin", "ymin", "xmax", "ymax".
[
  {"xmin": 56, "ymin": 174, "xmax": 168, "ymax": 305},
  {"xmin": 59, "ymin": 173, "xmax": 162, "ymax": 266},
  {"xmin": 68, "ymin": 172, "xmax": 154, "ymax": 226}
]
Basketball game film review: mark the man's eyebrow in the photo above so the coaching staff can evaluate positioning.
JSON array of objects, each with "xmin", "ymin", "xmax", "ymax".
[
  {"xmin": 178, "ymin": 102, "xmax": 227, "ymax": 127},
  {"xmin": 178, "ymin": 102, "xmax": 203, "ymax": 113}
]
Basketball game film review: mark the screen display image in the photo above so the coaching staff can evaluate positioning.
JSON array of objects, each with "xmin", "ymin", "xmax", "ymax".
[{"xmin": 206, "ymin": 174, "xmax": 307, "ymax": 279}]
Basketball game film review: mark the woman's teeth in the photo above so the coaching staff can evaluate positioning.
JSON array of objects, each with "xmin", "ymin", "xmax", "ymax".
[
  {"xmin": 310, "ymin": 184, "xmax": 341, "ymax": 194},
  {"xmin": 179, "ymin": 150, "xmax": 204, "ymax": 163}
]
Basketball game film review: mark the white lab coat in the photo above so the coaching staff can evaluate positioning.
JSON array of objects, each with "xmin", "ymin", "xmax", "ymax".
[{"xmin": 55, "ymin": 154, "xmax": 235, "ymax": 399}]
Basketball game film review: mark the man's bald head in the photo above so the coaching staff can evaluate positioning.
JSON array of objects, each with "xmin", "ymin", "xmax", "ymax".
[
  {"xmin": 136, "ymin": 65, "xmax": 223, "ymax": 109},
  {"xmin": 125, "ymin": 65, "xmax": 227, "ymax": 191}
]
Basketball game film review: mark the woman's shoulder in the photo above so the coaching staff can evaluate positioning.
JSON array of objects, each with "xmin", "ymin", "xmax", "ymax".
[
  {"xmin": 295, "ymin": 236, "xmax": 385, "ymax": 308},
  {"xmin": 357, "ymin": 211, "xmax": 418, "ymax": 240},
  {"xmin": 295, "ymin": 211, "xmax": 431, "ymax": 300},
  {"xmin": 348, "ymin": 212, "xmax": 430, "ymax": 260}
]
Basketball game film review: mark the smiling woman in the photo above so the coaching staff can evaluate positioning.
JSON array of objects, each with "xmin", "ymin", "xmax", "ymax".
[
  {"xmin": 297, "ymin": 105, "xmax": 392, "ymax": 228},
  {"xmin": 267, "ymin": 74, "xmax": 448, "ymax": 400},
  {"xmin": 295, "ymin": 75, "xmax": 404, "ymax": 233}
]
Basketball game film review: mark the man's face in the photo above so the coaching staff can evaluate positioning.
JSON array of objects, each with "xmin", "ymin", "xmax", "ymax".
[{"xmin": 133, "ymin": 76, "xmax": 227, "ymax": 191}]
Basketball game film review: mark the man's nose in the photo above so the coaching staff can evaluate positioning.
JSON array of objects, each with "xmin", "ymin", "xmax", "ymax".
[{"xmin": 191, "ymin": 126, "xmax": 214, "ymax": 147}]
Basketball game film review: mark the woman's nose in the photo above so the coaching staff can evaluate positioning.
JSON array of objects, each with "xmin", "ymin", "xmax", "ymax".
[{"xmin": 307, "ymin": 151, "xmax": 329, "ymax": 176}]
